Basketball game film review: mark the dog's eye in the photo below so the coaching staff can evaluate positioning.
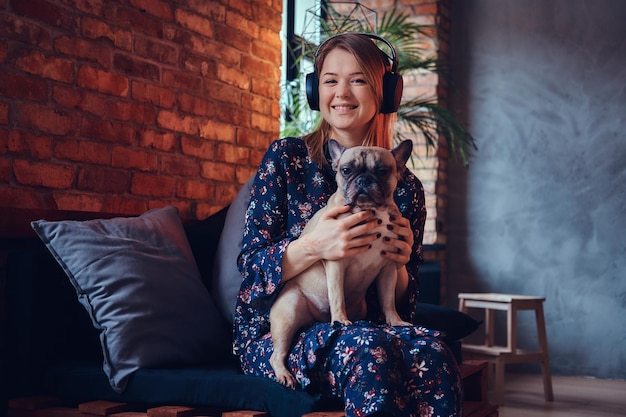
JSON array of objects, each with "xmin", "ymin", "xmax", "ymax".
[
  {"xmin": 341, "ymin": 167, "xmax": 351, "ymax": 176},
  {"xmin": 377, "ymin": 168, "xmax": 389, "ymax": 176}
]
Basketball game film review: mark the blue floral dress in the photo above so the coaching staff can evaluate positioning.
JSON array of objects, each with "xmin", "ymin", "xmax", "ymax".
[{"xmin": 234, "ymin": 137, "xmax": 463, "ymax": 417}]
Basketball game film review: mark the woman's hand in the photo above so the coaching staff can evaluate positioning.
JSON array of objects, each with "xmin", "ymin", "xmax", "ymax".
[
  {"xmin": 307, "ymin": 204, "xmax": 381, "ymax": 261},
  {"xmin": 281, "ymin": 204, "xmax": 380, "ymax": 281},
  {"xmin": 381, "ymin": 213, "xmax": 414, "ymax": 268}
]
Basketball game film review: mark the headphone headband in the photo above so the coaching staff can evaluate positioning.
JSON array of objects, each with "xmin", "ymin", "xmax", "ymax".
[
  {"xmin": 312, "ymin": 32, "xmax": 399, "ymax": 74},
  {"xmin": 305, "ymin": 32, "xmax": 403, "ymax": 114}
]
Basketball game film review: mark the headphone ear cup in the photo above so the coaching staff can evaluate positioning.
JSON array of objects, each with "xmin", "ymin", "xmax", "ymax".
[
  {"xmin": 381, "ymin": 72, "xmax": 403, "ymax": 114},
  {"xmin": 305, "ymin": 72, "xmax": 320, "ymax": 111}
]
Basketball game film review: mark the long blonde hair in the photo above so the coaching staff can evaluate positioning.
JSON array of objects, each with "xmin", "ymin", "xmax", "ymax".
[{"xmin": 304, "ymin": 33, "xmax": 398, "ymax": 165}]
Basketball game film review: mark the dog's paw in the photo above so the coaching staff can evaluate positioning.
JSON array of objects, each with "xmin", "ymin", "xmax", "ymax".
[
  {"xmin": 386, "ymin": 318, "xmax": 413, "ymax": 327},
  {"xmin": 277, "ymin": 373, "xmax": 298, "ymax": 389},
  {"xmin": 331, "ymin": 318, "xmax": 353, "ymax": 327}
]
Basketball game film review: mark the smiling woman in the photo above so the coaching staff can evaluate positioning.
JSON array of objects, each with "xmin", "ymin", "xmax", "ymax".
[{"xmin": 234, "ymin": 32, "xmax": 463, "ymax": 417}]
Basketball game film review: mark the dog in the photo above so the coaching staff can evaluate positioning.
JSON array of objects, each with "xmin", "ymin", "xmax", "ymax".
[{"xmin": 268, "ymin": 139, "xmax": 415, "ymax": 388}]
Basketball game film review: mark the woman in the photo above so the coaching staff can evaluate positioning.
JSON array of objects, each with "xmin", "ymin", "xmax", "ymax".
[{"xmin": 234, "ymin": 33, "xmax": 463, "ymax": 416}]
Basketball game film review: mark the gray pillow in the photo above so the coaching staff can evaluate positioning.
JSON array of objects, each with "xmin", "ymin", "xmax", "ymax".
[
  {"xmin": 31, "ymin": 206, "xmax": 227, "ymax": 393},
  {"xmin": 212, "ymin": 175, "xmax": 254, "ymax": 323}
]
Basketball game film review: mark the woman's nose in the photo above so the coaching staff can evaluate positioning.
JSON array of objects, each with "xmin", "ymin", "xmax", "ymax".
[{"xmin": 335, "ymin": 81, "xmax": 350, "ymax": 98}]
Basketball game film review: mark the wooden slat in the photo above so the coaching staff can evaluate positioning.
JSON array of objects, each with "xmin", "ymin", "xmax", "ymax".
[{"xmin": 78, "ymin": 401, "xmax": 134, "ymax": 416}]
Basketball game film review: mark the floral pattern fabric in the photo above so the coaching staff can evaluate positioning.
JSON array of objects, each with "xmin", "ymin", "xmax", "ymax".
[{"xmin": 234, "ymin": 137, "xmax": 462, "ymax": 416}]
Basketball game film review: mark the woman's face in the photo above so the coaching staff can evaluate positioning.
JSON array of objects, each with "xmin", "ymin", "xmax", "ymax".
[{"xmin": 318, "ymin": 48, "xmax": 378, "ymax": 146}]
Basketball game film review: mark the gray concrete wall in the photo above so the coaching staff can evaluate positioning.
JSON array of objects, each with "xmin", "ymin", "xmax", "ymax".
[{"xmin": 447, "ymin": 0, "xmax": 626, "ymax": 379}]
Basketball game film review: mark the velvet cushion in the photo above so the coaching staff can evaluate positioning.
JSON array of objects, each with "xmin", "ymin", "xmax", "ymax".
[
  {"xmin": 212, "ymin": 176, "xmax": 254, "ymax": 323},
  {"xmin": 31, "ymin": 206, "xmax": 229, "ymax": 393}
]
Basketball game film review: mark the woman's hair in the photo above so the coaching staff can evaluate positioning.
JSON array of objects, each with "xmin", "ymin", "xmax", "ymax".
[{"xmin": 304, "ymin": 33, "xmax": 398, "ymax": 165}]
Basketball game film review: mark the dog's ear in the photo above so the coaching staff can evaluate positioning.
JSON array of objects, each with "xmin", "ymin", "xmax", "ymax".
[
  {"xmin": 327, "ymin": 139, "xmax": 346, "ymax": 170},
  {"xmin": 391, "ymin": 140, "xmax": 413, "ymax": 170}
]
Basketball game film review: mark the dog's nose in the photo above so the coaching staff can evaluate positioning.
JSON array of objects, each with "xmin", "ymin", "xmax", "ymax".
[{"xmin": 356, "ymin": 176, "xmax": 372, "ymax": 188}]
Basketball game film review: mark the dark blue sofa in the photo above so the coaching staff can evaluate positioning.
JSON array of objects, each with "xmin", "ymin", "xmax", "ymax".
[{"xmin": 1, "ymin": 206, "xmax": 478, "ymax": 417}]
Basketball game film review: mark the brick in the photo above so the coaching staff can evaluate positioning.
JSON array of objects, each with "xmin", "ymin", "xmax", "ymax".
[
  {"xmin": 138, "ymin": 129, "xmax": 177, "ymax": 152},
  {"xmin": 180, "ymin": 135, "xmax": 215, "ymax": 160},
  {"xmin": 78, "ymin": 65, "xmax": 129, "ymax": 97},
  {"xmin": 250, "ymin": 112, "xmax": 278, "ymax": 134},
  {"xmin": 216, "ymin": 142, "xmax": 249, "ymax": 164},
  {"xmin": 179, "ymin": 50, "xmax": 215, "ymax": 77},
  {"xmin": 7, "ymin": 131, "xmax": 53, "ymax": 159},
  {"xmin": 53, "ymin": 85, "xmax": 108, "ymax": 117},
  {"xmin": 0, "ymin": 156, "xmax": 10, "ymax": 182},
  {"xmin": 198, "ymin": 119, "xmax": 235, "ymax": 142},
  {"xmin": 175, "ymin": 179, "xmax": 213, "ymax": 200},
  {"xmin": 186, "ymin": 0, "xmax": 225, "ymax": 21},
  {"xmin": 134, "ymin": 35, "xmax": 177, "ymax": 65},
  {"xmin": 18, "ymin": 103, "xmax": 79, "ymax": 136},
  {"xmin": 227, "ymin": 2, "xmax": 252, "ymax": 18},
  {"xmin": 111, "ymin": 5, "xmax": 163, "ymax": 38},
  {"xmin": 161, "ymin": 154, "xmax": 199, "ymax": 177},
  {"xmin": 12, "ymin": 0, "xmax": 79, "ymax": 34},
  {"xmin": 216, "ymin": 63, "xmax": 250, "ymax": 90},
  {"xmin": 132, "ymin": 81, "xmax": 176, "ymax": 108},
  {"xmin": 204, "ymin": 79, "xmax": 241, "ymax": 105},
  {"xmin": 175, "ymin": 8, "xmax": 214, "ymax": 38},
  {"xmin": 77, "ymin": 166, "xmax": 130, "ymax": 194},
  {"xmin": 108, "ymin": 101, "xmax": 157, "ymax": 125},
  {"xmin": 225, "ymin": 11, "xmax": 259, "ymax": 39},
  {"xmin": 53, "ymin": 192, "xmax": 104, "ymax": 212},
  {"xmin": 162, "ymin": 69, "xmax": 202, "ymax": 93},
  {"xmin": 235, "ymin": 165, "xmax": 256, "ymax": 184},
  {"xmin": 81, "ymin": 16, "xmax": 132, "ymax": 51},
  {"xmin": 241, "ymin": 92, "xmax": 273, "ymax": 114},
  {"xmin": 131, "ymin": 173, "xmax": 175, "ymax": 197},
  {"xmin": 54, "ymin": 35, "xmax": 110, "ymax": 67},
  {"xmin": 111, "ymin": 146, "xmax": 158, "ymax": 171},
  {"xmin": 241, "ymin": 54, "xmax": 278, "ymax": 80},
  {"xmin": 177, "ymin": 94, "xmax": 214, "ymax": 117},
  {"xmin": 80, "ymin": 117, "xmax": 135, "ymax": 145},
  {"xmin": 0, "ymin": 102, "xmax": 8, "ymax": 125},
  {"xmin": 0, "ymin": 72, "xmax": 47, "ymax": 101},
  {"xmin": 250, "ymin": 4, "xmax": 281, "ymax": 32},
  {"xmin": 157, "ymin": 110, "xmax": 200, "ymax": 136},
  {"xmin": 128, "ymin": 0, "xmax": 173, "ymax": 21},
  {"xmin": 0, "ymin": 185, "xmax": 47, "ymax": 209},
  {"xmin": 214, "ymin": 23, "xmax": 252, "ymax": 52},
  {"xmin": 212, "ymin": 182, "xmax": 239, "ymax": 205},
  {"xmin": 0, "ymin": 41, "xmax": 7, "ymax": 62},
  {"xmin": 62, "ymin": 0, "xmax": 105, "ymax": 15},
  {"xmin": 114, "ymin": 53, "xmax": 160, "ymax": 83},
  {"xmin": 214, "ymin": 104, "xmax": 249, "ymax": 128},
  {"xmin": 250, "ymin": 76, "xmax": 280, "ymax": 100},
  {"xmin": 250, "ymin": 39, "xmax": 281, "ymax": 66},
  {"xmin": 102, "ymin": 195, "xmax": 148, "ymax": 215},
  {"xmin": 0, "ymin": 14, "xmax": 51, "ymax": 49},
  {"xmin": 13, "ymin": 159, "xmax": 74, "ymax": 188},
  {"xmin": 200, "ymin": 160, "xmax": 235, "ymax": 182}
]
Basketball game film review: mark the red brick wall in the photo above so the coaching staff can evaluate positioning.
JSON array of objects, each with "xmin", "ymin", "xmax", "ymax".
[{"xmin": 0, "ymin": 0, "xmax": 282, "ymax": 219}]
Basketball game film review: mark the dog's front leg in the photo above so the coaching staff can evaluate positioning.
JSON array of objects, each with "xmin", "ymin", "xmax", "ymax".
[
  {"xmin": 377, "ymin": 263, "xmax": 412, "ymax": 327},
  {"xmin": 325, "ymin": 260, "xmax": 352, "ymax": 325}
]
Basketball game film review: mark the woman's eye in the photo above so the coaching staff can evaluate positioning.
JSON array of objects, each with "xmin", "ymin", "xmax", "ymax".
[
  {"xmin": 323, "ymin": 79, "xmax": 337, "ymax": 85},
  {"xmin": 352, "ymin": 78, "xmax": 367, "ymax": 84}
]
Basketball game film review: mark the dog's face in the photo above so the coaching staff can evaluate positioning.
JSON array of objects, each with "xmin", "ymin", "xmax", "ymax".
[{"xmin": 328, "ymin": 139, "xmax": 413, "ymax": 208}]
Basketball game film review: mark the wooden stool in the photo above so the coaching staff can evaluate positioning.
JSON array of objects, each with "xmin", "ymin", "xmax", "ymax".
[{"xmin": 458, "ymin": 293, "xmax": 554, "ymax": 405}]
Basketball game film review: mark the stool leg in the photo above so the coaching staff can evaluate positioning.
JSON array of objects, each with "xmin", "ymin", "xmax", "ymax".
[
  {"xmin": 535, "ymin": 302, "xmax": 554, "ymax": 401},
  {"xmin": 494, "ymin": 355, "xmax": 506, "ymax": 405}
]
